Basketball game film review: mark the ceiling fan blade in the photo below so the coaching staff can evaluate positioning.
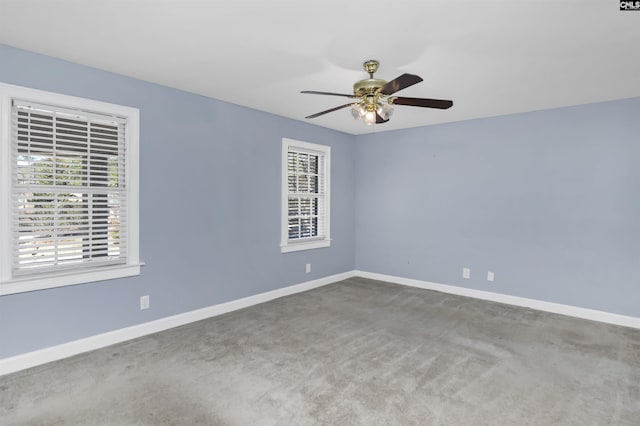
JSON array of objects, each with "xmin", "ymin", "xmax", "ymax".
[
  {"xmin": 390, "ymin": 97, "xmax": 453, "ymax": 109},
  {"xmin": 378, "ymin": 73, "xmax": 423, "ymax": 96},
  {"xmin": 376, "ymin": 111, "xmax": 389, "ymax": 124},
  {"xmin": 305, "ymin": 102, "xmax": 357, "ymax": 119},
  {"xmin": 301, "ymin": 90, "xmax": 357, "ymax": 98}
]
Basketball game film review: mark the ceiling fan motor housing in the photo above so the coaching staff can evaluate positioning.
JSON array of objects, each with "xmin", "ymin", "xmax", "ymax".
[{"xmin": 353, "ymin": 78, "xmax": 386, "ymax": 97}]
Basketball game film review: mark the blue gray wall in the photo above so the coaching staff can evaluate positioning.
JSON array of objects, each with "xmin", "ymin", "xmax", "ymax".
[
  {"xmin": 0, "ymin": 44, "xmax": 356, "ymax": 358},
  {"xmin": 355, "ymin": 98, "xmax": 640, "ymax": 317},
  {"xmin": 2, "ymin": 42, "xmax": 639, "ymax": 360}
]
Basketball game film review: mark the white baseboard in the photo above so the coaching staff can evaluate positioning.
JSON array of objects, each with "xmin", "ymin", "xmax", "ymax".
[
  {"xmin": 4, "ymin": 269, "xmax": 638, "ymax": 376},
  {"xmin": 0, "ymin": 271, "xmax": 355, "ymax": 376},
  {"xmin": 354, "ymin": 270, "xmax": 640, "ymax": 330}
]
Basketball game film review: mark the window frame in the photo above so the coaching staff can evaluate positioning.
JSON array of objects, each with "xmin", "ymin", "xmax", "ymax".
[
  {"xmin": 0, "ymin": 82, "xmax": 140, "ymax": 296},
  {"xmin": 281, "ymin": 138, "xmax": 331, "ymax": 253}
]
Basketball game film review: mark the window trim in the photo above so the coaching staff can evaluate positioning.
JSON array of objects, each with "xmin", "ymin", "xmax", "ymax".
[
  {"xmin": 0, "ymin": 82, "xmax": 140, "ymax": 295},
  {"xmin": 280, "ymin": 138, "xmax": 331, "ymax": 253}
]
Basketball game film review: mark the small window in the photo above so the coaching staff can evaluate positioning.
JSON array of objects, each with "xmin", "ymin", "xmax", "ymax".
[
  {"xmin": 281, "ymin": 138, "xmax": 330, "ymax": 253},
  {"xmin": 0, "ymin": 83, "xmax": 140, "ymax": 295}
]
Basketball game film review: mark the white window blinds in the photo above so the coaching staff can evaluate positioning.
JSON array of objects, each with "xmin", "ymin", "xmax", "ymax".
[
  {"xmin": 287, "ymin": 149, "xmax": 326, "ymax": 240},
  {"xmin": 11, "ymin": 100, "xmax": 128, "ymax": 276}
]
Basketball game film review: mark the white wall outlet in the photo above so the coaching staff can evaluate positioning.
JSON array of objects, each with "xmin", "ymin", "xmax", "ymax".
[
  {"xmin": 487, "ymin": 271, "xmax": 495, "ymax": 282},
  {"xmin": 305, "ymin": 263, "xmax": 311, "ymax": 273},
  {"xmin": 462, "ymin": 268, "xmax": 471, "ymax": 279},
  {"xmin": 140, "ymin": 295, "xmax": 150, "ymax": 310}
]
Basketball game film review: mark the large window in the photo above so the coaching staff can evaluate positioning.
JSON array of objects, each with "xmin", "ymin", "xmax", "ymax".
[
  {"xmin": 0, "ymin": 83, "xmax": 140, "ymax": 295},
  {"xmin": 281, "ymin": 138, "xmax": 330, "ymax": 253}
]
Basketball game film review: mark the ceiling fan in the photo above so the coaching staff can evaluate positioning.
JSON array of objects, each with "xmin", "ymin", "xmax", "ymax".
[{"xmin": 302, "ymin": 60, "xmax": 453, "ymax": 125}]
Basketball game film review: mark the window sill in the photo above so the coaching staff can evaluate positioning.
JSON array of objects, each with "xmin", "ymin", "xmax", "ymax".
[
  {"xmin": 281, "ymin": 239, "xmax": 331, "ymax": 253},
  {"xmin": 0, "ymin": 263, "xmax": 143, "ymax": 296}
]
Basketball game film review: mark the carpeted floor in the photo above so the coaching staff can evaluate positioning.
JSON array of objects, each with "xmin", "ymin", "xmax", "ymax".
[{"xmin": 1, "ymin": 277, "xmax": 639, "ymax": 425}]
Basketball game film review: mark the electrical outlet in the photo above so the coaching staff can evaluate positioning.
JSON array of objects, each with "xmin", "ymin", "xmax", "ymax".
[
  {"xmin": 462, "ymin": 268, "xmax": 470, "ymax": 279},
  {"xmin": 306, "ymin": 263, "xmax": 311, "ymax": 273},
  {"xmin": 140, "ymin": 295, "xmax": 150, "ymax": 310},
  {"xmin": 487, "ymin": 271, "xmax": 495, "ymax": 282}
]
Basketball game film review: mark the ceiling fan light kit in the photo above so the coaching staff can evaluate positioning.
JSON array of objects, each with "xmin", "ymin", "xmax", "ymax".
[
  {"xmin": 302, "ymin": 60, "xmax": 453, "ymax": 125},
  {"xmin": 351, "ymin": 102, "xmax": 393, "ymax": 125}
]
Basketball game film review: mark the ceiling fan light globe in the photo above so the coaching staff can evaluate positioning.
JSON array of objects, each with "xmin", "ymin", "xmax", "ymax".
[
  {"xmin": 377, "ymin": 103, "xmax": 394, "ymax": 121},
  {"xmin": 363, "ymin": 110, "xmax": 376, "ymax": 125},
  {"xmin": 352, "ymin": 103, "xmax": 365, "ymax": 118}
]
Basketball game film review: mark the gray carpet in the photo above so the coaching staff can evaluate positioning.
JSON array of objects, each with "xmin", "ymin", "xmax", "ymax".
[{"xmin": 1, "ymin": 277, "xmax": 639, "ymax": 425}]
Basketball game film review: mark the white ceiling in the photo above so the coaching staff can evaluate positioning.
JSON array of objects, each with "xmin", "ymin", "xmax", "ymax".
[{"xmin": 1, "ymin": 0, "xmax": 639, "ymax": 135}]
